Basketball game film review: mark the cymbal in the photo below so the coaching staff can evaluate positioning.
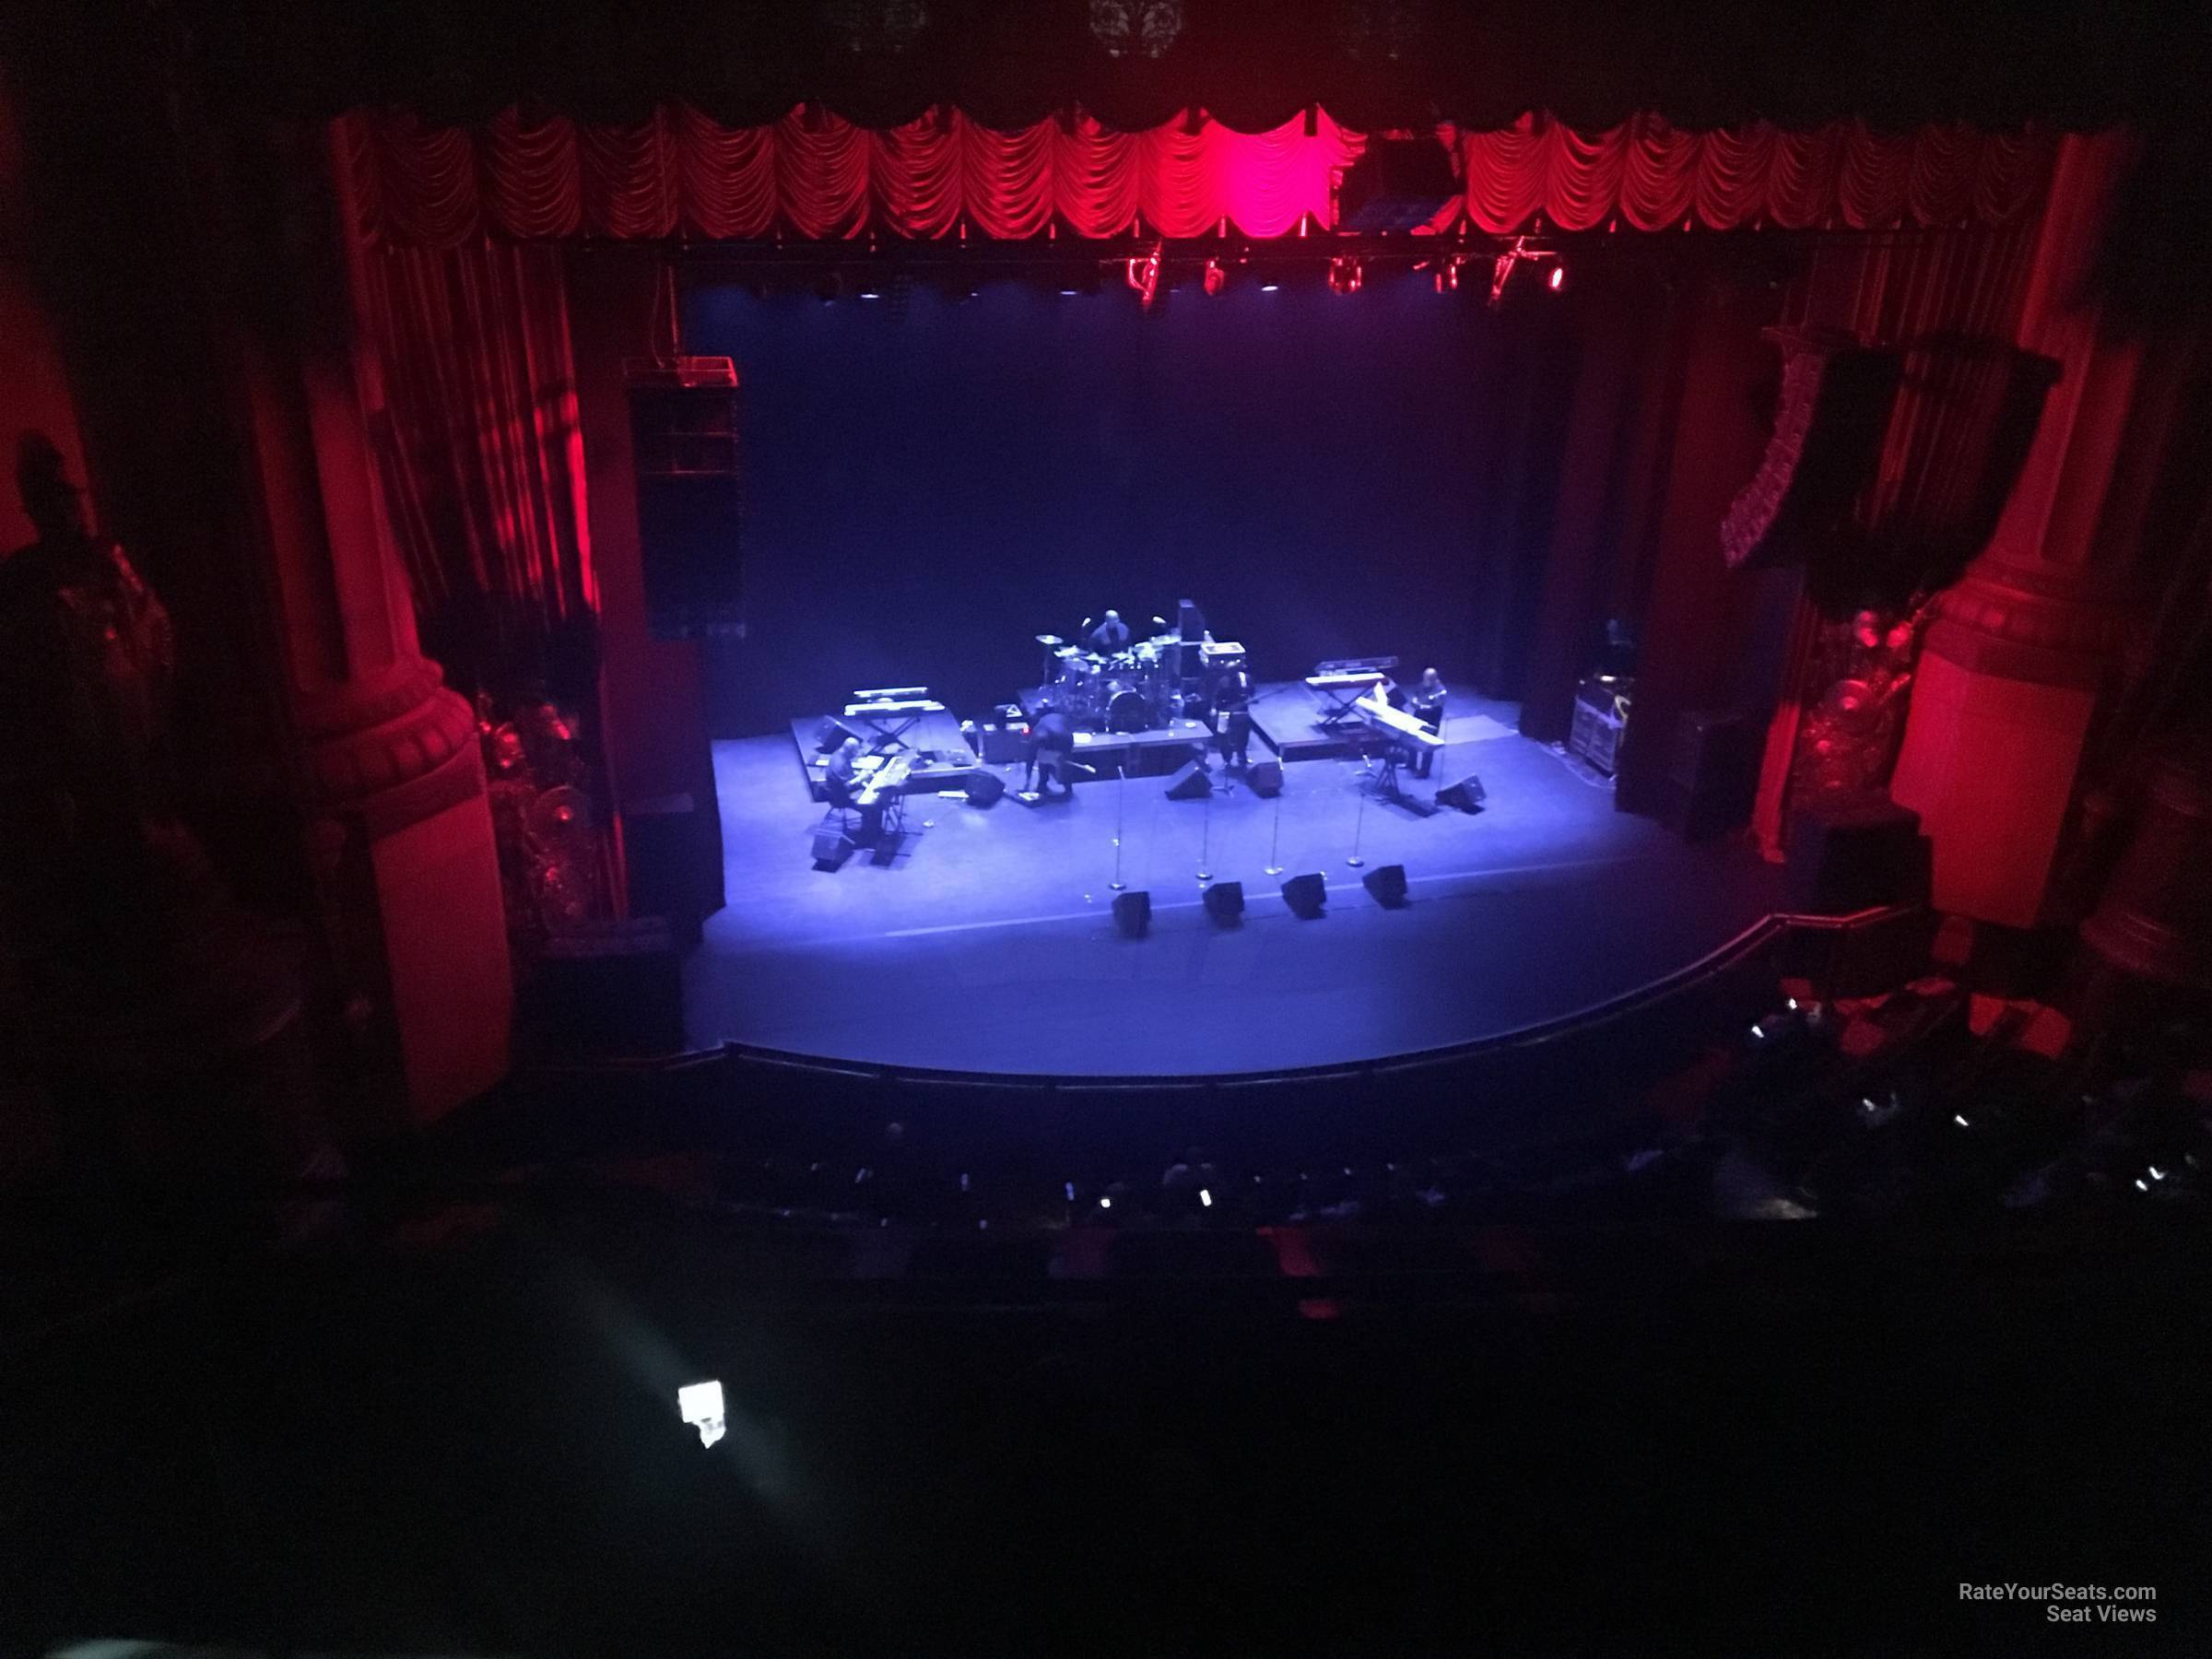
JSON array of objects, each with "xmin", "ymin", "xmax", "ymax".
[{"xmin": 1035, "ymin": 633, "xmax": 1064, "ymax": 645}]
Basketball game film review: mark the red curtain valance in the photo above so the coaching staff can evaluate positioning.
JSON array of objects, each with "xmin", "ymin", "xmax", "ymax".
[{"xmin": 342, "ymin": 106, "xmax": 2053, "ymax": 249}]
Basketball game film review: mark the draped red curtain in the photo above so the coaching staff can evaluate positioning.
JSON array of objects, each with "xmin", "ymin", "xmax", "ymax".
[
  {"xmin": 340, "ymin": 105, "xmax": 2053, "ymax": 247},
  {"xmin": 357, "ymin": 241, "xmax": 600, "ymax": 705},
  {"xmin": 1746, "ymin": 218, "xmax": 2049, "ymax": 853},
  {"xmin": 1453, "ymin": 116, "xmax": 2051, "ymax": 234}
]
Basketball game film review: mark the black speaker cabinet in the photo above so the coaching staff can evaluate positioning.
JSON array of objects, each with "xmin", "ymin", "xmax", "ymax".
[
  {"xmin": 1247, "ymin": 759, "xmax": 1284, "ymax": 796},
  {"xmin": 811, "ymin": 823, "xmax": 855, "ymax": 868},
  {"xmin": 964, "ymin": 771, "xmax": 1006, "ymax": 806},
  {"xmin": 1435, "ymin": 773, "xmax": 1486, "ymax": 813},
  {"xmin": 1361, "ymin": 864, "xmax": 1409, "ymax": 907},
  {"xmin": 1203, "ymin": 881, "xmax": 1245, "ymax": 924},
  {"xmin": 1720, "ymin": 327, "xmax": 1901, "ymax": 571},
  {"xmin": 1787, "ymin": 795, "xmax": 1931, "ymax": 914},
  {"xmin": 1163, "ymin": 759, "xmax": 1213, "ymax": 800},
  {"xmin": 1659, "ymin": 711, "xmax": 1761, "ymax": 842},
  {"xmin": 1112, "ymin": 890, "xmax": 1152, "ymax": 937},
  {"xmin": 1338, "ymin": 137, "xmax": 1461, "ymax": 231},
  {"xmin": 534, "ymin": 918, "xmax": 685, "ymax": 1058},
  {"xmin": 1281, "ymin": 873, "xmax": 1328, "ymax": 917},
  {"xmin": 630, "ymin": 378, "xmax": 744, "ymax": 641},
  {"xmin": 622, "ymin": 791, "xmax": 724, "ymax": 949}
]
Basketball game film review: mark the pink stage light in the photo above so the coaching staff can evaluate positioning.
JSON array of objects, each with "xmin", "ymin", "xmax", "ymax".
[
  {"xmin": 1548, "ymin": 265, "xmax": 1566, "ymax": 291},
  {"xmin": 1125, "ymin": 242, "xmax": 1164, "ymax": 308}
]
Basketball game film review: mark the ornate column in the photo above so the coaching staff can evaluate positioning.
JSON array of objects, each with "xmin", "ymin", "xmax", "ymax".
[
  {"xmin": 1889, "ymin": 133, "xmax": 2156, "ymax": 929},
  {"xmin": 2081, "ymin": 737, "xmax": 2212, "ymax": 990},
  {"xmin": 224, "ymin": 123, "xmax": 512, "ymax": 1126}
]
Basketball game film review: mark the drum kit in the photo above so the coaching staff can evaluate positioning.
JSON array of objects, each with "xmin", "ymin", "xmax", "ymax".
[{"xmin": 1034, "ymin": 629, "xmax": 1190, "ymax": 733}]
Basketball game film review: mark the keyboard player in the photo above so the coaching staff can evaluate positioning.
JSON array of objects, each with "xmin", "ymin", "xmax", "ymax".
[
  {"xmin": 1404, "ymin": 667, "xmax": 1447, "ymax": 776},
  {"xmin": 825, "ymin": 736, "xmax": 911, "ymax": 843}
]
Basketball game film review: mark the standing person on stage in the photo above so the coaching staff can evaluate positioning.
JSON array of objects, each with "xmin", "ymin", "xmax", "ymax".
[
  {"xmin": 1087, "ymin": 609, "xmax": 1131, "ymax": 653},
  {"xmin": 1213, "ymin": 656, "xmax": 1253, "ymax": 771},
  {"xmin": 1025, "ymin": 700, "xmax": 1077, "ymax": 798},
  {"xmin": 1406, "ymin": 667, "xmax": 1447, "ymax": 778}
]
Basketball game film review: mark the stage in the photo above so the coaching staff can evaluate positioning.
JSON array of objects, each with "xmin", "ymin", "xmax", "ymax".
[{"xmin": 691, "ymin": 693, "xmax": 1784, "ymax": 1077}]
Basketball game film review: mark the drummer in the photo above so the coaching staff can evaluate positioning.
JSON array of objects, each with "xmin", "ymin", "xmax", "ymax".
[{"xmin": 1087, "ymin": 609, "xmax": 1132, "ymax": 653}]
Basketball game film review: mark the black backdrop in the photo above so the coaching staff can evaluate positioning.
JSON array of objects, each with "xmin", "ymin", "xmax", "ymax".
[{"xmin": 682, "ymin": 268, "xmax": 1575, "ymax": 735}]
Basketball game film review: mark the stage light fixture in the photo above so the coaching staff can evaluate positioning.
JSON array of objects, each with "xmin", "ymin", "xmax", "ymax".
[
  {"xmin": 1258, "ymin": 275, "xmax": 1280, "ymax": 292},
  {"xmin": 1548, "ymin": 265, "xmax": 1566, "ymax": 291},
  {"xmin": 1126, "ymin": 241, "xmax": 1164, "ymax": 309},
  {"xmin": 1488, "ymin": 236, "xmax": 1559, "ymax": 308},
  {"xmin": 677, "ymin": 1380, "xmax": 726, "ymax": 1449},
  {"xmin": 1327, "ymin": 255, "xmax": 1362, "ymax": 296},
  {"xmin": 1203, "ymin": 257, "xmax": 1227, "ymax": 296}
]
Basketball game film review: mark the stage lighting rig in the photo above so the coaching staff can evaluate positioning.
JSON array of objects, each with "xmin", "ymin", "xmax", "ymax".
[
  {"xmin": 1327, "ymin": 254, "xmax": 1363, "ymax": 295},
  {"xmin": 1125, "ymin": 240, "xmax": 1165, "ymax": 309},
  {"xmin": 1488, "ymin": 236, "xmax": 1561, "ymax": 308},
  {"xmin": 1418, "ymin": 253, "xmax": 1466, "ymax": 293}
]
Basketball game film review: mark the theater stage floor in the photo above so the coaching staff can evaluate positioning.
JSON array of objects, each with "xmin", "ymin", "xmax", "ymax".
[{"xmin": 688, "ymin": 696, "xmax": 1783, "ymax": 1077}]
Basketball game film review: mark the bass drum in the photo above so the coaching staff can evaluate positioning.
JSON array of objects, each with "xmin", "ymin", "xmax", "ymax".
[{"xmin": 1106, "ymin": 688, "xmax": 1154, "ymax": 734}]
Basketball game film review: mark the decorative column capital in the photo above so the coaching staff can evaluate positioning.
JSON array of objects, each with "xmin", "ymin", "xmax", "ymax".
[
  {"xmin": 1923, "ymin": 554, "xmax": 2136, "ymax": 691},
  {"xmin": 297, "ymin": 654, "xmax": 484, "ymax": 838}
]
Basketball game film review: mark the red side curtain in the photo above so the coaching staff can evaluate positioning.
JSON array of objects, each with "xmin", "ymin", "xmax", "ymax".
[
  {"xmin": 341, "ymin": 106, "xmax": 2053, "ymax": 248},
  {"xmin": 1746, "ymin": 217, "xmax": 2048, "ymax": 853},
  {"xmin": 355, "ymin": 241, "xmax": 599, "ymax": 707}
]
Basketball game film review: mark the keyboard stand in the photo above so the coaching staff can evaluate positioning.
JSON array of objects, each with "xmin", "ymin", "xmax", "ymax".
[
  {"xmin": 1312, "ymin": 682, "xmax": 1376, "ymax": 730},
  {"xmin": 1358, "ymin": 740, "xmax": 1416, "ymax": 804},
  {"xmin": 847, "ymin": 708, "xmax": 924, "ymax": 756}
]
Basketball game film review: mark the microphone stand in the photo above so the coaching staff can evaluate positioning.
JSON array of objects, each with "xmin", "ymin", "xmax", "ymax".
[
  {"xmin": 1197, "ymin": 772, "xmax": 1213, "ymax": 885},
  {"xmin": 1348, "ymin": 759, "xmax": 1368, "ymax": 868},
  {"xmin": 1109, "ymin": 761, "xmax": 1127, "ymax": 891},
  {"xmin": 1265, "ymin": 779, "xmax": 1284, "ymax": 877}
]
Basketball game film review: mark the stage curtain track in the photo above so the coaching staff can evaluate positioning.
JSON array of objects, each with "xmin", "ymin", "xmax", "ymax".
[{"xmin": 341, "ymin": 106, "xmax": 2053, "ymax": 247}]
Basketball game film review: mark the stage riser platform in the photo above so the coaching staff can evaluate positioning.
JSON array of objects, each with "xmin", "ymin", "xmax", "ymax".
[
  {"xmin": 789, "ymin": 711, "xmax": 980, "ymax": 802},
  {"xmin": 1251, "ymin": 677, "xmax": 1512, "ymax": 761},
  {"xmin": 1249, "ymin": 678, "xmax": 1370, "ymax": 761}
]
